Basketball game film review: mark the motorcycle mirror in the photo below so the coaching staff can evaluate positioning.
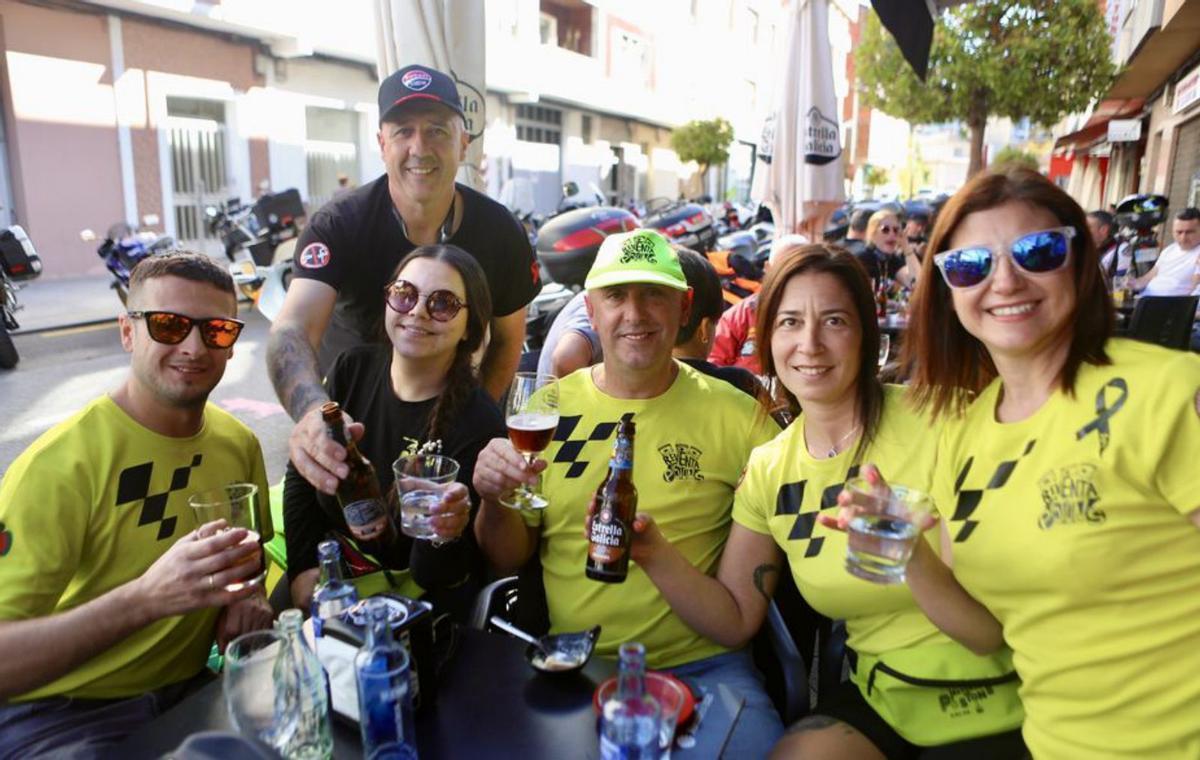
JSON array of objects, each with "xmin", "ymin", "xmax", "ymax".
[{"xmin": 80, "ymin": 229, "xmax": 96, "ymax": 242}]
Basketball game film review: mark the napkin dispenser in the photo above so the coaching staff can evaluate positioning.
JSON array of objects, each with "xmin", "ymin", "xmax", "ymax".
[{"xmin": 314, "ymin": 594, "xmax": 436, "ymax": 723}]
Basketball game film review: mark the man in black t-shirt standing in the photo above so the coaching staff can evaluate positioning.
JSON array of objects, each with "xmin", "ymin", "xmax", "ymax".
[{"xmin": 269, "ymin": 64, "xmax": 540, "ymax": 494}]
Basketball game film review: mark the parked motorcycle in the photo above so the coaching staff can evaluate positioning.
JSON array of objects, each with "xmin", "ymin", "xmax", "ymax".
[
  {"xmin": 535, "ymin": 206, "xmax": 640, "ymax": 289},
  {"xmin": 641, "ymin": 198, "xmax": 717, "ymax": 253},
  {"xmin": 206, "ymin": 188, "xmax": 305, "ymax": 320},
  {"xmin": 85, "ymin": 222, "xmax": 175, "ymax": 305},
  {"xmin": 0, "ymin": 225, "xmax": 42, "ymax": 369},
  {"xmin": 1114, "ymin": 193, "xmax": 1170, "ymax": 278}
]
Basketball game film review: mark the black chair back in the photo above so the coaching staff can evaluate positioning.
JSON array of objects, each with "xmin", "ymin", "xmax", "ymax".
[{"xmin": 1128, "ymin": 295, "xmax": 1198, "ymax": 350}]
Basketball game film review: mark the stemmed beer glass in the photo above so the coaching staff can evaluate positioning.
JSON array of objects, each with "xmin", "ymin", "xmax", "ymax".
[{"xmin": 501, "ymin": 372, "xmax": 560, "ymax": 511}]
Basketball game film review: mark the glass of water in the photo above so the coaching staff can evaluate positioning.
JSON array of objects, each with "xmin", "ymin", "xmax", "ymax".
[
  {"xmin": 224, "ymin": 630, "xmax": 300, "ymax": 753},
  {"xmin": 843, "ymin": 477, "xmax": 933, "ymax": 584},
  {"xmin": 392, "ymin": 454, "xmax": 461, "ymax": 540},
  {"xmin": 878, "ymin": 333, "xmax": 891, "ymax": 370}
]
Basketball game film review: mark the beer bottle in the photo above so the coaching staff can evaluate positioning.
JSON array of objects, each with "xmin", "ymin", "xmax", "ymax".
[
  {"xmin": 586, "ymin": 420, "xmax": 637, "ymax": 583},
  {"xmin": 320, "ymin": 402, "xmax": 395, "ymax": 545}
]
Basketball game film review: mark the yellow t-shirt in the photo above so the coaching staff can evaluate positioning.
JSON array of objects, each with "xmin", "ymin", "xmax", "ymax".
[
  {"xmin": 734, "ymin": 386, "xmax": 950, "ymax": 655},
  {"xmin": 734, "ymin": 386, "xmax": 1020, "ymax": 741},
  {"xmin": 526, "ymin": 362, "xmax": 778, "ymax": 668},
  {"xmin": 0, "ymin": 396, "xmax": 272, "ymax": 701},
  {"xmin": 936, "ymin": 338, "xmax": 1200, "ymax": 759}
]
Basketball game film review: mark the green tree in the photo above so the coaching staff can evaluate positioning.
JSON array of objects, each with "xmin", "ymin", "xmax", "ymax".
[
  {"xmin": 856, "ymin": 0, "xmax": 1114, "ymax": 177},
  {"xmin": 863, "ymin": 164, "xmax": 889, "ymax": 195},
  {"xmin": 670, "ymin": 118, "xmax": 735, "ymax": 183},
  {"xmin": 991, "ymin": 146, "xmax": 1041, "ymax": 172}
]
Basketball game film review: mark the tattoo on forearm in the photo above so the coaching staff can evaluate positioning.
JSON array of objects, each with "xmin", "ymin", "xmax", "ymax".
[
  {"xmin": 752, "ymin": 563, "xmax": 780, "ymax": 602},
  {"xmin": 267, "ymin": 325, "xmax": 328, "ymax": 421}
]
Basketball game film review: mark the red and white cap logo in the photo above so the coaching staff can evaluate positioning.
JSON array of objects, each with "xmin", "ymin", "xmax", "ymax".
[
  {"xmin": 401, "ymin": 69, "xmax": 432, "ymax": 92},
  {"xmin": 299, "ymin": 242, "xmax": 331, "ymax": 269}
]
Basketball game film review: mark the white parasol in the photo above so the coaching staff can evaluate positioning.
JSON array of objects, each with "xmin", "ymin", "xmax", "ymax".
[
  {"xmin": 751, "ymin": 0, "xmax": 846, "ymax": 238},
  {"xmin": 375, "ymin": 0, "xmax": 487, "ymax": 190}
]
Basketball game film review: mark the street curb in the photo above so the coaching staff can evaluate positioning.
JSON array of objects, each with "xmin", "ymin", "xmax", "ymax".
[{"xmin": 11, "ymin": 317, "xmax": 119, "ymax": 337}]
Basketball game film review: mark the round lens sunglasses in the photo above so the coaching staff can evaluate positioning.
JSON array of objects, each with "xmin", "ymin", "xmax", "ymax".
[{"xmin": 385, "ymin": 279, "xmax": 468, "ymax": 322}]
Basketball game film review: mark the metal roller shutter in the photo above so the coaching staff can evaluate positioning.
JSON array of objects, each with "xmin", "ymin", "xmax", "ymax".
[{"xmin": 1166, "ymin": 115, "xmax": 1200, "ymax": 213}]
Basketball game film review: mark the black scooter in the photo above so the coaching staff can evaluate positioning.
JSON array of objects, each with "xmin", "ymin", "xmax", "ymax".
[{"xmin": 0, "ymin": 225, "xmax": 42, "ymax": 369}]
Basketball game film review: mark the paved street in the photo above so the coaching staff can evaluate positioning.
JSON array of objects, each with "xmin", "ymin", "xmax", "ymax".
[{"xmin": 0, "ymin": 311, "xmax": 294, "ymax": 482}]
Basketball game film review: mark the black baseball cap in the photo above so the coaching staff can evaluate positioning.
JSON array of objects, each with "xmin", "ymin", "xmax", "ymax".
[{"xmin": 378, "ymin": 64, "xmax": 465, "ymax": 123}]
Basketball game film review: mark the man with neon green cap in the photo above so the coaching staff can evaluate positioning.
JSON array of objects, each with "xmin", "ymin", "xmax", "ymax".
[{"xmin": 474, "ymin": 229, "xmax": 783, "ymax": 756}]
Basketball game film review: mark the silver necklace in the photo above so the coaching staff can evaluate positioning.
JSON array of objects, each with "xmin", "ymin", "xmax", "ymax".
[
  {"xmin": 393, "ymin": 196, "xmax": 455, "ymax": 244},
  {"xmin": 817, "ymin": 424, "xmax": 861, "ymax": 459}
]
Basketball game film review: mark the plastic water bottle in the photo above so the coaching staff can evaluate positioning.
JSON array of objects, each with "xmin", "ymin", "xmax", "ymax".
[
  {"xmin": 276, "ymin": 609, "xmax": 334, "ymax": 759},
  {"xmin": 600, "ymin": 642, "xmax": 661, "ymax": 759},
  {"xmin": 354, "ymin": 598, "xmax": 419, "ymax": 759},
  {"xmin": 310, "ymin": 539, "xmax": 357, "ymax": 638}
]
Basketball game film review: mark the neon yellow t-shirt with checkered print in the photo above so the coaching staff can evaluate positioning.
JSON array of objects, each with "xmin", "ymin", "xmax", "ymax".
[
  {"xmin": 935, "ymin": 338, "xmax": 1200, "ymax": 759},
  {"xmin": 0, "ymin": 396, "xmax": 272, "ymax": 701},
  {"xmin": 525, "ymin": 361, "xmax": 778, "ymax": 669},
  {"xmin": 733, "ymin": 386, "xmax": 1021, "ymax": 742}
]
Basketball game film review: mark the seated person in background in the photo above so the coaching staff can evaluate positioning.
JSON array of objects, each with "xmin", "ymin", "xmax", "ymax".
[
  {"xmin": 285, "ymin": 245, "xmax": 503, "ymax": 620},
  {"xmin": 1088, "ymin": 209, "xmax": 1132, "ymax": 284},
  {"xmin": 858, "ymin": 210, "xmax": 905, "ymax": 285},
  {"xmin": 841, "ymin": 209, "xmax": 871, "ymax": 256},
  {"xmin": 709, "ymin": 235, "xmax": 809, "ymax": 374},
  {"xmin": 474, "ymin": 230, "xmax": 784, "ymax": 757},
  {"xmin": 0, "ymin": 252, "xmax": 273, "ymax": 757},
  {"xmin": 636, "ymin": 244, "xmax": 1024, "ymax": 759},
  {"xmin": 1133, "ymin": 207, "xmax": 1200, "ymax": 295},
  {"xmin": 536, "ymin": 290, "xmax": 601, "ymax": 379},
  {"xmin": 672, "ymin": 248, "xmax": 760, "ymax": 398},
  {"xmin": 896, "ymin": 211, "xmax": 930, "ymax": 288}
]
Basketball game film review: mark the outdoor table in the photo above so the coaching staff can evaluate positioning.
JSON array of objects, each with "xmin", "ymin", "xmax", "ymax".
[{"xmin": 116, "ymin": 626, "xmax": 728, "ymax": 759}]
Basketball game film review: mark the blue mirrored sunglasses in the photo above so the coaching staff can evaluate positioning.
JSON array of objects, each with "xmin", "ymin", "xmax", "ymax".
[{"xmin": 933, "ymin": 226, "xmax": 1076, "ymax": 289}]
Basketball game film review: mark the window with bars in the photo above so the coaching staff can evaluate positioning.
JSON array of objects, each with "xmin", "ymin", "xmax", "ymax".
[{"xmin": 516, "ymin": 104, "xmax": 563, "ymax": 145}]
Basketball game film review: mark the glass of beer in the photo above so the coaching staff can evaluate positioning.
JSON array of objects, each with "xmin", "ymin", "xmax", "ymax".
[
  {"xmin": 392, "ymin": 453, "xmax": 461, "ymax": 540},
  {"xmin": 843, "ymin": 477, "xmax": 933, "ymax": 585},
  {"xmin": 501, "ymin": 372, "xmax": 560, "ymax": 511},
  {"xmin": 188, "ymin": 482, "xmax": 265, "ymax": 592}
]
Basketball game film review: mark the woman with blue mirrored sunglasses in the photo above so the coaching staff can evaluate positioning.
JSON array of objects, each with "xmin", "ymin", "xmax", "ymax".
[
  {"xmin": 933, "ymin": 226, "xmax": 1075, "ymax": 289},
  {"xmin": 852, "ymin": 168, "xmax": 1200, "ymax": 759}
]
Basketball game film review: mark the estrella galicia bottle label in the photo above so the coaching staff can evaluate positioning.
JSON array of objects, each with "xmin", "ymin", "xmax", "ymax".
[{"xmin": 588, "ymin": 507, "xmax": 628, "ymax": 564}]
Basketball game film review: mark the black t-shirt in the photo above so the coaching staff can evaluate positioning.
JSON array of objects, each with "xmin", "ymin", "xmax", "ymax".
[
  {"xmin": 680, "ymin": 357, "xmax": 762, "ymax": 399},
  {"xmin": 293, "ymin": 176, "xmax": 540, "ymax": 369},
  {"xmin": 283, "ymin": 344, "xmax": 506, "ymax": 606},
  {"xmin": 856, "ymin": 244, "xmax": 905, "ymax": 283}
]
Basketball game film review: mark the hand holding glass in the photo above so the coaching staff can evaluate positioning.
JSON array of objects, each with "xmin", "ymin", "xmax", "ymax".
[
  {"xmin": 502, "ymin": 372, "xmax": 560, "ymax": 511},
  {"xmin": 188, "ymin": 483, "xmax": 265, "ymax": 591},
  {"xmin": 393, "ymin": 453, "xmax": 461, "ymax": 540},
  {"xmin": 843, "ymin": 476, "xmax": 934, "ymax": 585}
]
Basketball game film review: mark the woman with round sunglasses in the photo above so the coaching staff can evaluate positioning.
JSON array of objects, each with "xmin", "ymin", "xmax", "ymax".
[
  {"xmin": 869, "ymin": 168, "xmax": 1200, "ymax": 758},
  {"xmin": 628, "ymin": 245, "xmax": 1025, "ymax": 760},
  {"xmin": 283, "ymin": 244, "xmax": 505, "ymax": 620},
  {"xmin": 859, "ymin": 210, "xmax": 904, "ymax": 285}
]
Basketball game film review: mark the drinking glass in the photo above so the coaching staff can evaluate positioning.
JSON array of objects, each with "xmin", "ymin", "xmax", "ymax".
[
  {"xmin": 501, "ymin": 372, "xmax": 560, "ymax": 511},
  {"xmin": 188, "ymin": 483, "xmax": 265, "ymax": 591},
  {"xmin": 843, "ymin": 477, "xmax": 933, "ymax": 585},
  {"xmin": 878, "ymin": 333, "xmax": 891, "ymax": 370},
  {"xmin": 596, "ymin": 672, "xmax": 683, "ymax": 759},
  {"xmin": 224, "ymin": 630, "xmax": 300, "ymax": 753},
  {"xmin": 393, "ymin": 453, "xmax": 461, "ymax": 540}
]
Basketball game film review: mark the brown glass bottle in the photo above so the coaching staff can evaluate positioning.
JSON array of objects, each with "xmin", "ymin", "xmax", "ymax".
[
  {"xmin": 320, "ymin": 402, "xmax": 395, "ymax": 545},
  {"xmin": 586, "ymin": 420, "xmax": 637, "ymax": 583}
]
